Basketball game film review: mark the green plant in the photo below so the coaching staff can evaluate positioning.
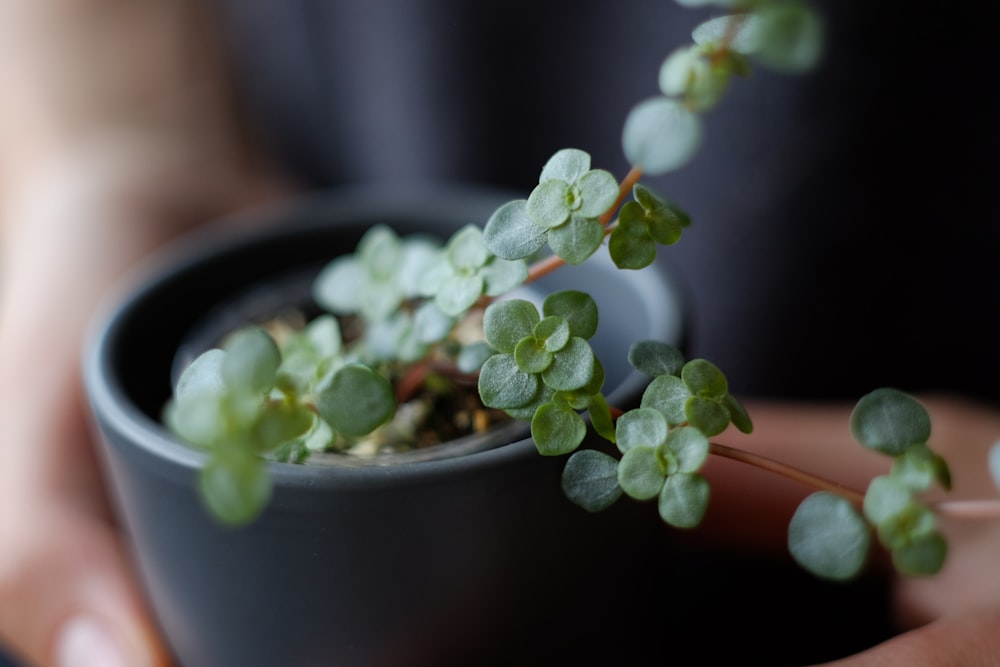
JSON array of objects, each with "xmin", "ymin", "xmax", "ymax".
[{"xmin": 163, "ymin": 0, "xmax": 998, "ymax": 582}]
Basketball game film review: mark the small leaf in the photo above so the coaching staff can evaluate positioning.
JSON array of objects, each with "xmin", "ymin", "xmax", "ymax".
[
  {"xmin": 483, "ymin": 199, "xmax": 548, "ymax": 260},
  {"xmin": 863, "ymin": 475, "xmax": 913, "ymax": 526},
  {"xmin": 539, "ymin": 148, "xmax": 591, "ymax": 184},
  {"xmin": 628, "ymin": 340, "xmax": 685, "ymax": 377},
  {"xmin": 174, "ymin": 349, "xmax": 226, "ymax": 402},
  {"xmin": 542, "ymin": 337, "xmax": 595, "ymax": 391},
  {"xmin": 576, "ymin": 169, "xmax": 620, "ymax": 218},
  {"xmin": 609, "ymin": 215, "xmax": 656, "ymax": 270},
  {"xmin": 723, "ymin": 393, "xmax": 753, "ymax": 434},
  {"xmin": 222, "ymin": 328, "xmax": 281, "ymax": 394},
  {"xmin": 543, "ymin": 290, "xmax": 599, "ymax": 340},
  {"xmin": 622, "ymin": 96, "xmax": 703, "ymax": 175},
  {"xmin": 534, "ymin": 316, "xmax": 571, "ymax": 352},
  {"xmin": 616, "ymin": 407, "xmax": 669, "ymax": 454},
  {"xmin": 788, "ymin": 492, "xmax": 871, "ymax": 581},
  {"xmin": 619, "ymin": 446, "xmax": 666, "ymax": 500},
  {"xmin": 561, "ymin": 449, "xmax": 623, "ymax": 512},
  {"xmin": 681, "ymin": 358, "xmax": 728, "ymax": 397},
  {"xmin": 199, "ymin": 450, "xmax": 272, "ymax": 526},
  {"xmin": 531, "ymin": 403, "xmax": 586, "ymax": 456},
  {"xmin": 659, "ymin": 473, "xmax": 710, "ymax": 528},
  {"xmin": 315, "ymin": 364, "xmax": 395, "ymax": 437},
  {"xmin": 514, "ymin": 336, "xmax": 554, "ymax": 374},
  {"xmin": 891, "ymin": 443, "xmax": 951, "ymax": 493},
  {"xmin": 892, "ymin": 533, "xmax": 947, "ymax": 577},
  {"xmin": 527, "ymin": 180, "xmax": 573, "ymax": 229},
  {"xmin": 547, "ymin": 214, "xmax": 604, "ymax": 265},
  {"xmin": 663, "ymin": 426, "xmax": 710, "ymax": 473},
  {"xmin": 588, "ymin": 393, "xmax": 616, "ymax": 443},
  {"xmin": 478, "ymin": 353, "xmax": 541, "ymax": 410},
  {"xmin": 685, "ymin": 396, "xmax": 731, "ymax": 436},
  {"xmin": 850, "ymin": 388, "xmax": 931, "ymax": 457},
  {"xmin": 480, "ymin": 257, "xmax": 528, "ymax": 297},
  {"xmin": 436, "ymin": 273, "xmax": 484, "ymax": 316},
  {"xmin": 640, "ymin": 374, "xmax": 690, "ymax": 425},
  {"xmin": 446, "ymin": 224, "xmax": 489, "ymax": 271},
  {"xmin": 483, "ymin": 299, "xmax": 540, "ymax": 352}
]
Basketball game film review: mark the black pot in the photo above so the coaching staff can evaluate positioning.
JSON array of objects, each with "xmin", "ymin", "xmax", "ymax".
[{"xmin": 83, "ymin": 185, "xmax": 687, "ymax": 667}]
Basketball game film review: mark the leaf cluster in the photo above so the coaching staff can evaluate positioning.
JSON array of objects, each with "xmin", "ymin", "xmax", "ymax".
[{"xmin": 788, "ymin": 388, "xmax": 951, "ymax": 580}]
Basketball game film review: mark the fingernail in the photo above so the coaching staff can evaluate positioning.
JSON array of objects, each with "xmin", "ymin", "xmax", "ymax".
[{"xmin": 54, "ymin": 616, "xmax": 131, "ymax": 667}]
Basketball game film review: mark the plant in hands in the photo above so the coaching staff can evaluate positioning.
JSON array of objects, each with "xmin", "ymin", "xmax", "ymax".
[{"xmin": 165, "ymin": 0, "xmax": 995, "ymax": 582}]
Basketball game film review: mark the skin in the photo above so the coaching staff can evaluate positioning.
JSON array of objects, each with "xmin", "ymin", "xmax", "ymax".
[{"xmin": 1, "ymin": 2, "xmax": 998, "ymax": 665}]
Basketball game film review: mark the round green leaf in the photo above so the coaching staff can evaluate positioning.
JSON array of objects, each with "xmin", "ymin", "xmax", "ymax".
[
  {"xmin": 663, "ymin": 426, "xmax": 710, "ymax": 473},
  {"xmin": 640, "ymin": 374, "xmax": 690, "ymax": 425},
  {"xmin": 659, "ymin": 473, "xmax": 710, "ymax": 528},
  {"xmin": 542, "ymin": 290, "xmax": 599, "ymax": 340},
  {"xmin": 609, "ymin": 214, "xmax": 656, "ymax": 270},
  {"xmin": 199, "ymin": 450, "xmax": 272, "ymax": 526},
  {"xmin": 863, "ymin": 475, "xmax": 913, "ymax": 526},
  {"xmin": 436, "ymin": 273, "xmax": 484, "ymax": 316},
  {"xmin": 222, "ymin": 328, "xmax": 280, "ymax": 394},
  {"xmin": 315, "ymin": 364, "xmax": 395, "ymax": 437},
  {"xmin": 531, "ymin": 402, "xmax": 586, "ymax": 456},
  {"xmin": 483, "ymin": 299, "xmax": 540, "ymax": 352},
  {"xmin": 576, "ymin": 169, "xmax": 620, "ymax": 218},
  {"xmin": 251, "ymin": 401, "xmax": 313, "ymax": 452},
  {"xmin": 514, "ymin": 336, "xmax": 554, "ymax": 374},
  {"xmin": 483, "ymin": 199, "xmax": 548, "ymax": 260},
  {"xmin": 539, "ymin": 148, "xmax": 591, "ymax": 184},
  {"xmin": 748, "ymin": 4, "xmax": 824, "ymax": 74},
  {"xmin": 534, "ymin": 315, "xmax": 571, "ymax": 352},
  {"xmin": 622, "ymin": 96, "xmax": 702, "ymax": 175},
  {"xmin": 312, "ymin": 255, "xmax": 365, "ymax": 315},
  {"xmin": 478, "ymin": 353, "xmax": 541, "ymax": 409},
  {"xmin": 561, "ymin": 449, "xmax": 623, "ymax": 512},
  {"xmin": 174, "ymin": 349, "xmax": 226, "ymax": 402},
  {"xmin": 723, "ymin": 393, "xmax": 753, "ymax": 434},
  {"xmin": 446, "ymin": 224, "xmax": 489, "ymax": 271},
  {"xmin": 850, "ymin": 388, "xmax": 931, "ymax": 456},
  {"xmin": 628, "ymin": 340, "xmax": 685, "ymax": 377},
  {"xmin": 681, "ymin": 358, "xmax": 728, "ymax": 397},
  {"xmin": 685, "ymin": 396, "xmax": 731, "ymax": 437},
  {"xmin": 542, "ymin": 336, "xmax": 595, "ymax": 391},
  {"xmin": 788, "ymin": 492, "xmax": 871, "ymax": 581},
  {"xmin": 619, "ymin": 446, "xmax": 666, "ymax": 500},
  {"xmin": 547, "ymin": 214, "xmax": 605, "ymax": 265},
  {"xmin": 527, "ymin": 179, "xmax": 572, "ymax": 229},
  {"xmin": 892, "ymin": 533, "xmax": 947, "ymax": 577},
  {"xmin": 480, "ymin": 257, "xmax": 528, "ymax": 297},
  {"xmin": 891, "ymin": 443, "xmax": 951, "ymax": 493},
  {"xmin": 616, "ymin": 407, "xmax": 669, "ymax": 454}
]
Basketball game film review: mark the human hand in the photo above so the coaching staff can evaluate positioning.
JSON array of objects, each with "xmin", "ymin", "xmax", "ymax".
[{"xmin": 703, "ymin": 396, "xmax": 1000, "ymax": 666}]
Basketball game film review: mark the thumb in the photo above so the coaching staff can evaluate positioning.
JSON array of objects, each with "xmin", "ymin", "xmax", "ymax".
[{"xmin": 0, "ymin": 504, "xmax": 171, "ymax": 667}]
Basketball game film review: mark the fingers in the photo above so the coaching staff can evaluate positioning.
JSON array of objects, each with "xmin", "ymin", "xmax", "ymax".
[
  {"xmin": 810, "ymin": 607, "xmax": 1000, "ymax": 667},
  {"xmin": 0, "ymin": 504, "xmax": 170, "ymax": 667}
]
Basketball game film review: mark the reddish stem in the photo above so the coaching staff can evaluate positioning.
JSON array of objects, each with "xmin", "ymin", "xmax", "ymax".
[{"xmin": 708, "ymin": 441, "xmax": 867, "ymax": 507}]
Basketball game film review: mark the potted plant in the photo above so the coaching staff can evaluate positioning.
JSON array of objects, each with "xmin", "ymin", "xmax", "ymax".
[{"xmin": 82, "ymin": 2, "xmax": 1000, "ymax": 666}]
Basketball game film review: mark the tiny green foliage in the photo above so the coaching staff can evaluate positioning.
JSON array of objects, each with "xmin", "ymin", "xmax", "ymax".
[
  {"xmin": 788, "ymin": 492, "xmax": 871, "ymax": 581},
  {"xmin": 628, "ymin": 340, "xmax": 685, "ymax": 378},
  {"xmin": 850, "ymin": 388, "xmax": 932, "ymax": 457},
  {"xmin": 561, "ymin": 449, "xmax": 623, "ymax": 512},
  {"xmin": 609, "ymin": 185, "xmax": 691, "ymax": 270}
]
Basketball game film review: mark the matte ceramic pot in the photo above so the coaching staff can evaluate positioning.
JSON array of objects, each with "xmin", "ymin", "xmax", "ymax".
[{"xmin": 83, "ymin": 185, "xmax": 686, "ymax": 667}]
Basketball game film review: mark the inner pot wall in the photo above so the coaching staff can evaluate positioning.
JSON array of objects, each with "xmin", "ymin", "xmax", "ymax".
[{"xmin": 83, "ymin": 185, "xmax": 687, "ymax": 667}]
